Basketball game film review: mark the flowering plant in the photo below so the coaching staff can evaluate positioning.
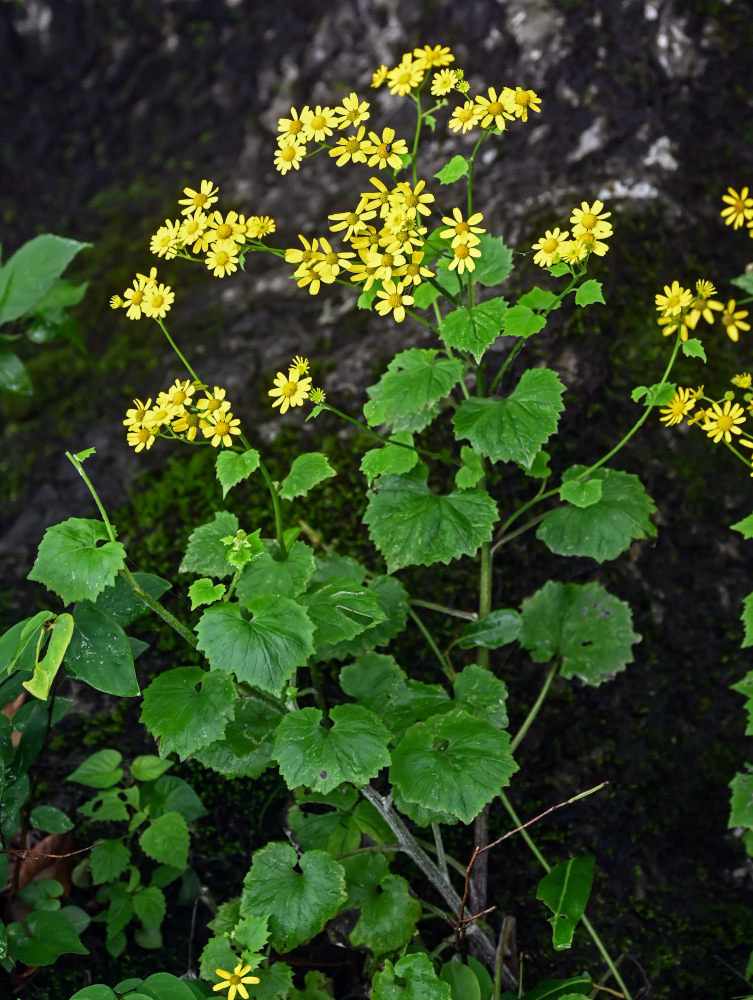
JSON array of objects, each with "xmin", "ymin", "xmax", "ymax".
[{"xmin": 3, "ymin": 44, "xmax": 750, "ymax": 1000}]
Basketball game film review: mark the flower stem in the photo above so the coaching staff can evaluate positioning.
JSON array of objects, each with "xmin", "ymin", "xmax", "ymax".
[
  {"xmin": 156, "ymin": 318, "xmax": 201, "ymax": 382},
  {"xmin": 408, "ymin": 607, "xmax": 454, "ymax": 682},
  {"xmin": 510, "ymin": 664, "xmax": 557, "ymax": 752}
]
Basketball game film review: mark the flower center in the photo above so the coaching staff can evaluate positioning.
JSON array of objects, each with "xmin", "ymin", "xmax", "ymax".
[
  {"xmin": 282, "ymin": 380, "xmax": 298, "ymax": 398},
  {"xmin": 311, "ymin": 114, "xmax": 326, "ymax": 132},
  {"xmin": 215, "ymin": 419, "xmax": 230, "ymax": 435},
  {"xmin": 542, "ymin": 237, "xmax": 558, "ymax": 253},
  {"xmin": 288, "ymin": 120, "xmax": 303, "ymax": 135},
  {"xmin": 455, "ymin": 245, "xmax": 470, "ymax": 260},
  {"xmin": 216, "ymin": 223, "xmax": 232, "ymax": 240},
  {"xmin": 151, "ymin": 294, "xmax": 165, "ymax": 309},
  {"xmin": 459, "ymin": 106, "xmax": 475, "ymax": 122},
  {"xmin": 389, "ymin": 293, "xmax": 402, "ymax": 307},
  {"xmin": 282, "ymin": 145, "xmax": 297, "ymax": 162},
  {"xmin": 580, "ymin": 212, "xmax": 597, "ymax": 229},
  {"xmin": 215, "ymin": 251, "xmax": 230, "ymax": 266},
  {"xmin": 487, "ymin": 100, "xmax": 502, "ymax": 115},
  {"xmin": 515, "ymin": 91, "xmax": 532, "ymax": 107},
  {"xmin": 717, "ymin": 414, "xmax": 733, "ymax": 432}
]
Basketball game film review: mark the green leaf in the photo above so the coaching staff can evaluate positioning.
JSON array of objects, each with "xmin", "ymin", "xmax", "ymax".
[
  {"xmin": 345, "ymin": 856, "xmax": 421, "ymax": 956},
  {"xmin": 69, "ymin": 988, "xmax": 117, "ymax": 1000},
  {"xmin": 289, "ymin": 970, "xmax": 332, "ymax": 1000},
  {"xmin": 471, "ymin": 234, "xmax": 514, "ymax": 287},
  {"xmin": 140, "ymin": 812, "xmax": 189, "ymax": 869},
  {"xmin": 140, "ymin": 774, "xmax": 206, "ymax": 822},
  {"xmin": 66, "ymin": 603, "xmax": 139, "ymax": 697},
  {"xmin": 0, "ymin": 234, "xmax": 90, "ymax": 325},
  {"xmin": 215, "ymin": 448, "xmax": 260, "ymax": 498},
  {"xmin": 434, "ymin": 155, "xmax": 469, "ymax": 184},
  {"xmin": 631, "ymin": 382, "xmax": 675, "ymax": 407},
  {"xmin": 279, "ymin": 452, "xmax": 336, "ymax": 501},
  {"xmin": 340, "ymin": 652, "xmax": 404, "ymax": 707},
  {"xmin": 730, "ymin": 771, "xmax": 753, "ymax": 827},
  {"xmin": 681, "ymin": 338, "xmax": 706, "ymax": 361},
  {"xmin": 574, "ymin": 280, "xmax": 604, "ymax": 306},
  {"xmin": 67, "ymin": 748, "xmax": 123, "ymax": 788},
  {"xmin": 440, "ymin": 297, "xmax": 508, "ymax": 362},
  {"xmin": 521, "ymin": 976, "xmax": 592, "ymax": 1000},
  {"xmin": 78, "ymin": 788, "xmax": 128, "ymax": 822},
  {"xmin": 439, "ymin": 960, "xmax": 481, "ymax": 1000},
  {"xmin": 23, "ymin": 612, "xmax": 74, "ymax": 700},
  {"xmin": 526, "ymin": 449, "xmax": 552, "ymax": 478},
  {"xmin": 536, "ymin": 856, "xmax": 595, "ymax": 950},
  {"xmin": 131, "ymin": 756, "xmax": 173, "ymax": 782},
  {"xmin": 133, "ymin": 886, "xmax": 167, "ymax": 930},
  {"xmin": 360, "ymin": 432, "xmax": 418, "ymax": 485},
  {"xmin": 502, "ymin": 303, "xmax": 547, "ymax": 339},
  {"xmin": 92, "ymin": 572, "xmax": 170, "ymax": 627},
  {"xmin": 313, "ymin": 574, "xmax": 409, "ymax": 662},
  {"xmin": 372, "ymin": 953, "xmax": 451, "ymax": 1000},
  {"xmin": 455, "ymin": 445, "xmax": 484, "ymax": 489},
  {"xmin": 558, "ymin": 478, "xmax": 602, "ymax": 508},
  {"xmin": 518, "ymin": 287, "xmax": 560, "ymax": 311},
  {"xmin": 140, "ymin": 666, "xmax": 237, "ymax": 758},
  {"xmin": 459, "ymin": 609, "xmax": 521, "ymax": 650},
  {"xmin": 732, "ymin": 513, "xmax": 753, "ymax": 539},
  {"xmin": 90, "ymin": 839, "xmax": 131, "ymax": 884},
  {"xmin": 30, "ymin": 804, "xmax": 74, "ymax": 834},
  {"xmin": 273, "ymin": 704, "xmax": 391, "ymax": 792},
  {"xmin": 240, "ymin": 842, "xmax": 347, "ymax": 951},
  {"xmin": 194, "ymin": 697, "xmax": 280, "ymax": 779},
  {"xmin": 537, "ymin": 467, "xmax": 656, "ymax": 562},
  {"xmin": 519, "ymin": 581, "xmax": 640, "ymax": 685},
  {"xmin": 233, "ymin": 912, "xmax": 270, "ymax": 954},
  {"xmin": 363, "ymin": 465, "xmax": 497, "ymax": 573},
  {"xmin": 0, "ymin": 611, "xmax": 52, "ymax": 677},
  {"xmin": 140, "ymin": 973, "xmax": 196, "ymax": 1000},
  {"xmin": 198, "ymin": 936, "xmax": 241, "ymax": 984},
  {"xmin": 364, "ymin": 348, "xmax": 464, "ymax": 428},
  {"xmin": 742, "ymin": 592, "xmax": 753, "ymax": 649},
  {"xmin": 6, "ymin": 909, "xmax": 88, "ymax": 965},
  {"xmin": 300, "ymin": 577, "xmax": 386, "ymax": 646},
  {"xmin": 732, "ymin": 272, "xmax": 753, "ymax": 295},
  {"xmin": 453, "ymin": 368, "xmax": 565, "ymax": 469},
  {"xmin": 28, "ymin": 518, "xmax": 126, "ymax": 605},
  {"xmin": 390, "ymin": 707, "xmax": 518, "ymax": 823},
  {"xmin": 196, "ymin": 597, "xmax": 314, "ymax": 696},
  {"xmin": 180, "ymin": 511, "xmax": 239, "ymax": 578},
  {"xmin": 0, "ymin": 349, "xmax": 32, "ymax": 394},
  {"xmin": 236, "ymin": 540, "xmax": 315, "ymax": 601},
  {"xmin": 189, "ymin": 578, "xmax": 226, "ymax": 610},
  {"xmin": 253, "ymin": 963, "xmax": 294, "ymax": 999},
  {"xmin": 453, "ymin": 663, "xmax": 509, "ymax": 728}
]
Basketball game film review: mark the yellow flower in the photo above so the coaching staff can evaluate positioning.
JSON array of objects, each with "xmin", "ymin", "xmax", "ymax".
[
  {"xmin": 448, "ymin": 240, "xmax": 482, "ymax": 275},
  {"xmin": 720, "ymin": 300, "xmax": 751, "ymax": 342},
  {"xmin": 206, "ymin": 245, "xmax": 239, "ymax": 278},
  {"xmin": 501, "ymin": 86, "xmax": 542, "ymax": 121},
  {"xmin": 178, "ymin": 179, "xmax": 219, "ymax": 215},
  {"xmin": 150, "ymin": 219, "xmax": 181, "ymax": 259},
  {"xmin": 532, "ymin": 228, "xmax": 569, "ymax": 268},
  {"xmin": 123, "ymin": 397, "xmax": 153, "ymax": 430},
  {"xmin": 702, "ymin": 399, "xmax": 746, "ymax": 443},
  {"xmin": 213, "ymin": 963, "xmax": 260, "ymax": 1000},
  {"xmin": 474, "ymin": 87, "xmax": 513, "ymax": 131},
  {"xmin": 659, "ymin": 387, "xmax": 697, "ymax": 426},
  {"xmin": 386, "ymin": 55, "xmax": 425, "ymax": 96},
  {"xmin": 363, "ymin": 128, "xmax": 408, "ymax": 171},
  {"xmin": 328, "ymin": 126, "xmax": 369, "ymax": 167},
  {"xmin": 375, "ymin": 279, "xmax": 414, "ymax": 323},
  {"xmin": 440, "ymin": 207, "xmax": 485, "ymax": 246},
  {"xmin": 332, "ymin": 92, "xmax": 370, "ymax": 130},
  {"xmin": 301, "ymin": 104, "xmax": 336, "ymax": 143},
  {"xmin": 141, "ymin": 282, "xmax": 175, "ymax": 320},
  {"xmin": 289, "ymin": 355, "xmax": 309, "ymax": 377},
  {"xmin": 179, "ymin": 210, "xmax": 209, "ymax": 251},
  {"xmin": 246, "ymin": 216, "xmax": 276, "ymax": 238},
  {"xmin": 733, "ymin": 372, "xmax": 753, "ymax": 389},
  {"xmin": 721, "ymin": 186, "xmax": 753, "ymax": 229},
  {"xmin": 371, "ymin": 64, "xmax": 388, "ymax": 88},
  {"xmin": 274, "ymin": 138, "xmax": 305, "ymax": 175},
  {"xmin": 448, "ymin": 100, "xmax": 481, "ymax": 134},
  {"xmin": 413, "ymin": 44, "xmax": 454, "ymax": 69},
  {"xmin": 309, "ymin": 387, "xmax": 326, "ymax": 404},
  {"xmin": 686, "ymin": 279, "xmax": 723, "ymax": 328},
  {"xmin": 655, "ymin": 281, "xmax": 693, "ymax": 318},
  {"xmin": 110, "ymin": 294, "xmax": 123, "ymax": 309},
  {"xmin": 127, "ymin": 425, "xmax": 157, "ymax": 453},
  {"xmin": 207, "ymin": 210, "xmax": 246, "ymax": 247},
  {"xmin": 570, "ymin": 200, "xmax": 612, "ymax": 237},
  {"xmin": 431, "ymin": 69, "xmax": 458, "ymax": 96},
  {"xmin": 277, "ymin": 106, "xmax": 308, "ymax": 144},
  {"xmin": 269, "ymin": 370, "xmax": 312, "ymax": 414},
  {"xmin": 202, "ymin": 410, "xmax": 242, "ymax": 448},
  {"xmin": 197, "ymin": 387, "xmax": 231, "ymax": 415}
]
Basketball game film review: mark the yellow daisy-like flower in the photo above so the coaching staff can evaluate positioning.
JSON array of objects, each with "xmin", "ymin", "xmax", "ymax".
[
  {"xmin": 285, "ymin": 235, "xmax": 323, "ymax": 273},
  {"xmin": 413, "ymin": 44, "xmax": 454, "ymax": 69},
  {"xmin": 123, "ymin": 397, "xmax": 153, "ymax": 429},
  {"xmin": 686, "ymin": 279, "xmax": 724, "ymax": 328},
  {"xmin": 309, "ymin": 387, "xmax": 326, "ymax": 404},
  {"xmin": 474, "ymin": 87, "xmax": 513, "ymax": 131},
  {"xmin": 332, "ymin": 92, "xmax": 370, "ymax": 130},
  {"xmin": 179, "ymin": 210, "xmax": 209, "ymax": 251},
  {"xmin": 110, "ymin": 294, "xmax": 123, "ymax": 309},
  {"xmin": 733, "ymin": 372, "xmax": 752, "ymax": 388},
  {"xmin": 391, "ymin": 179, "xmax": 435, "ymax": 220},
  {"xmin": 570, "ymin": 200, "xmax": 612, "ymax": 236},
  {"xmin": 449, "ymin": 100, "xmax": 481, "ymax": 134},
  {"xmin": 141, "ymin": 282, "xmax": 174, "ymax": 320},
  {"xmin": 574, "ymin": 230, "xmax": 610, "ymax": 257},
  {"xmin": 150, "ymin": 219, "xmax": 181, "ymax": 259},
  {"xmin": 269, "ymin": 369, "xmax": 313, "ymax": 414},
  {"xmin": 657, "ymin": 314, "xmax": 691, "ymax": 342},
  {"xmin": 312, "ymin": 237, "xmax": 355, "ymax": 283},
  {"xmin": 246, "ymin": 215, "xmax": 276, "ymax": 239},
  {"xmin": 371, "ymin": 64, "xmax": 388, "ymax": 88},
  {"xmin": 363, "ymin": 127, "xmax": 408, "ymax": 171},
  {"xmin": 197, "ymin": 386, "xmax": 231, "ymax": 415},
  {"xmin": 274, "ymin": 138, "xmax": 305, "ymax": 175},
  {"xmin": 172, "ymin": 410, "xmax": 202, "ymax": 441},
  {"xmin": 329, "ymin": 126, "xmax": 369, "ymax": 167},
  {"xmin": 532, "ymin": 228, "xmax": 569, "ymax": 268},
  {"xmin": 127, "ymin": 425, "xmax": 157, "ymax": 453},
  {"xmin": 721, "ymin": 186, "xmax": 753, "ymax": 229},
  {"xmin": 431, "ymin": 69, "xmax": 458, "ymax": 96},
  {"xmin": 207, "ymin": 210, "xmax": 246, "ymax": 247},
  {"xmin": 289, "ymin": 355, "xmax": 309, "ymax": 377},
  {"xmin": 386, "ymin": 55, "xmax": 425, "ymax": 96},
  {"xmin": 348, "ymin": 259, "xmax": 380, "ymax": 290},
  {"xmin": 277, "ymin": 106, "xmax": 308, "ymax": 144},
  {"xmin": 213, "ymin": 963, "xmax": 260, "ymax": 1000},
  {"xmin": 375, "ymin": 279, "xmax": 414, "ymax": 323},
  {"xmin": 392, "ymin": 250, "xmax": 434, "ymax": 287},
  {"xmin": 440, "ymin": 207, "xmax": 485, "ymax": 246},
  {"xmin": 202, "ymin": 409, "xmax": 242, "ymax": 448},
  {"xmin": 357, "ymin": 177, "xmax": 393, "ymax": 218},
  {"xmin": 659, "ymin": 387, "xmax": 697, "ymax": 426},
  {"xmin": 178, "ymin": 179, "xmax": 219, "ymax": 216},
  {"xmin": 702, "ymin": 399, "xmax": 746, "ymax": 443},
  {"xmin": 145, "ymin": 401, "xmax": 179, "ymax": 429},
  {"xmin": 448, "ymin": 240, "xmax": 482, "ymax": 275},
  {"xmin": 720, "ymin": 299, "xmax": 751, "ymax": 342},
  {"xmin": 160, "ymin": 378, "xmax": 195, "ymax": 410},
  {"xmin": 328, "ymin": 207, "xmax": 376, "ymax": 241},
  {"xmin": 655, "ymin": 281, "xmax": 693, "ymax": 318},
  {"xmin": 502, "ymin": 86, "xmax": 542, "ymax": 122},
  {"xmin": 301, "ymin": 104, "xmax": 336, "ymax": 143},
  {"xmin": 366, "ymin": 249, "xmax": 406, "ymax": 283},
  {"xmin": 206, "ymin": 245, "xmax": 239, "ymax": 278}
]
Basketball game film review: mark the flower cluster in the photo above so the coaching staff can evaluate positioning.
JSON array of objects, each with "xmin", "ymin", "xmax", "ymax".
[
  {"xmin": 275, "ymin": 93, "xmax": 374, "ymax": 175},
  {"xmin": 123, "ymin": 381, "xmax": 242, "ymax": 452},
  {"xmin": 268, "ymin": 355, "xmax": 321, "ymax": 415},
  {"xmin": 721, "ymin": 186, "xmax": 753, "ymax": 236},
  {"xmin": 654, "ymin": 278, "xmax": 746, "ymax": 342},
  {"xmin": 110, "ymin": 267, "xmax": 174, "ymax": 321},
  {"xmin": 532, "ymin": 200, "xmax": 613, "ymax": 268}
]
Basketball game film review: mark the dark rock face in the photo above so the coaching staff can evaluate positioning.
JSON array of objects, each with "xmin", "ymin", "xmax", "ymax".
[{"xmin": 3, "ymin": 1, "xmax": 753, "ymax": 996}]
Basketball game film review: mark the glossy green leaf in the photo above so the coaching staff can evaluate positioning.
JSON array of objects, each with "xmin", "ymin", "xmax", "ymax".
[
  {"xmin": 6, "ymin": 909, "xmax": 88, "ymax": 965},
  {"xmin": 92, "ymin": 572, "xmax": 170, "ymax": 627},
  {"xmin": 280, "ymin": 452, "xmax": 336, "ymax": 501},
  {"xmin": 133, "ymin": 886, "xmax": 167, "ymax": 930},
  {"xmin": 0, "ymin": 234, "xmax": 90, "ymax": 324},
  {"xmin": 732, "ymin": 513, "xmax": 753, "ymax": 539},
  {"xmin": 140, "ymin": 666, "xmax": 237, "ymax": 758},
  {"xmin": 240, "ymin": 842, "xmax": 347, "ymax": 951},
  {"xmin": 364, "ymin": 465, "xmax": 497, "ymax": 573},
  {"xmin": 345, "ymin": 856, "xmax": 421, "ymax": 956},
  {"xmin": 67, "ymin": 748, "xmax": 123, "ymax": 788},
  {"xmin": 253, "ymin": 963, "xmax": 294, "ymax": 999},
  {"xmin": 188, "ymin": 578, "xmax": 226, "ymax": 609},
  {"xmin": 434, "ymin": 155, "xmax": 469, "ymax": 184},
  {"xmin": 194, "ymin": 697, "xmax": 281, "ymax": 779},
  {"xmin": 372, "ymin": 952, "xmax": 451, "ymax": 1000},
  {"xmin": 130, "ymin": 756, "xmax": 173, "ymax": 782},
  {"xmin": 23, "ymin": 612, "xmax": 74, "ymax": 699},
  {"xmin": 518, "ymin": 287, "xmax": 560, "ymax": 311},
  {"xmin": 439, "ymin": 960, "xmax": 481, "ymax": 1000},
  {"xmin": 390, "ymin": 707, "xmax": 518, "ymax": 823},
  {"xmin": 300, "ymin": 576, "xmax": 386, "ymax": 646},
  {"xmin": 236, "ymin": 541, "xmax": 315, "ymax": 601},
  {"xmin": 215, "ymin": 448, "xmax": 260, "ymax": 498},
  {"xmin": 0, "ymin": 611, "xmax": 53, "ymax": 677},
  {"xmin": 273, "ymin": 704, "xmax": 391, "ymax": 793},
  {"xmin": 729, "ymin": 771, "xmax": 753, "ymax": 827},
  {"xmin": 196, "ymin": 597, "xmax": 314, "ymax": 696},
  {"xmin": 536, "ymin": 855, "xmax": 595, "ymax": 949},
  {"xmin": 140, "ymin": 973, "xmax": 196, "ymax": 1000},
  {"xmin": 558, "ymin": 478, "xmax": 602, "ymax": 508},
  {"xmin": 472, "ymin": 234, "xmax": 514, "ymax": 287},
  {"xmin": 519, "ymin": 581, "xmax": 639, "ymax": 685},
  {"xmin": 537, "ymin": 467, "xmax": 656, "ymax": 562},
  {"xmin": 455, "ymin": 445, "xmax": 484, "ymax": 489},
  {"xmin": 453, "ymin": 663, "xmax": 509, "ymax": 728},
  {"xmin": 28, "ymin": 517, "xmax": 126, "ymax": 605},
  {"xmin": 30, "ymin": 804, "xmax": 74, "ymax": 834},
  {"xmin": 502, "ymin": 303, "xmax": 547, "ymax": 338},
  {"xmin": 0, "ymin": 349, "xmax": 32, "ymax": 394},
  {"xmin": 681, "ymin": 338, "xmax": 706, "ymax": 361},
  {"xmin": 360, "ymin": 432, "xmax": 418, "ymax": 485},
  {"xmin": 66, "ymin": 603, "xmax": 139, "ymax": 697},
  {"xmin": 574, "ymin": 279, "xmax": 604, "ymax": 306},
  {"xmin": 179, "ymin": 511, "xmax": 239, "ymax": 579},
  {"xmin": 364, "ymin": 348, "xmax": 464, "ymax": 429},
  {"xmin": 90, "ymin": 839, "xmax": 131, "ymax": 884},
  {"xmin": 453, "ymin": 368, "xmax": 565, "ymax": 469},
  {"xmin": 69, "ymin": 987, "xmax": 117, "ymax": 1000},
  {"xmin": 139, "ymin": 774, "xmax": 206, "ymax": 822},
  {"xmin": 340, "ymin": 652, "xmax": 404, "ymax": 708},
  {"xmin": 314, "ymin": 574, "xmax": 410, "ymax": 662},
  {"xmin": 440, "ymin": 297, "xmax": 508, "ymax": 362},
  {"xmin": 459, "ymin": 609, "xmax": 521, "ymax": 650},
  {"xmin": 140, "ymin": 812, "xmax": 189, "ymax": 869}
]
